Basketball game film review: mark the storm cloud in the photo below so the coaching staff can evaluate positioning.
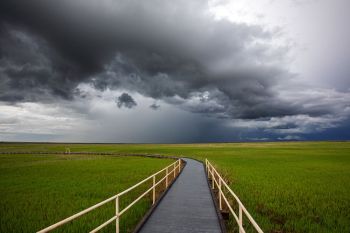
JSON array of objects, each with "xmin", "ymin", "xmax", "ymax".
[
  {"xmin": 150, "ymin": 103, "xmax": 160, "ymax": 110},
  {"xmin": 116, "ymin": 93, "xmax": 137, "ymax": 109},
  {"xmin": 0, "ymin": 0, "xmax": 349, "ymax": 141},
  {"xmin": 1, "ymin": 0, "xmax": 286, "ymax": 106}
]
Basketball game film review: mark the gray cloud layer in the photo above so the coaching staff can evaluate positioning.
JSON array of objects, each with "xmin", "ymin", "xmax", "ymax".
[{"xmin": 0, "ymin": 0, "xmax": 349, "ymax": 140}]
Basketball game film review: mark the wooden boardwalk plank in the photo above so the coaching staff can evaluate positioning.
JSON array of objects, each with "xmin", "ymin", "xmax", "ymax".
[{"xmin": 137, "ymin": 158, "xmax": 222, "ymax": 233}]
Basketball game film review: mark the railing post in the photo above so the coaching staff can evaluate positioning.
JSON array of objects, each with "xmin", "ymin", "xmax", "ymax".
[
  {"xmin": 207, "ymin": 162, "xmax": 210, "ymax": 177},
  {"xmin": 166, "ymin": 167, "xmax": 169, "ymax": 188},
  {"xmin": 212, "ymin": 170, "xmax": 215, "ymax": 189},
  {"xmin": 173, "ymin": 163, "xmax": 176, "ymax": 178},
  {"xmin": 152, "ymin": 175, "xmax": 156, "ymax": 205},
  {"xmin": 239, "ymin": 204, "xmax": 243, "ymax": 233},
  {"xmin": 219, "ymin": 178, "xmax": 222, "ymax": 210},
  {"xmin": 178, "ymin": 160, "xmax": 181, "ymax": 173},
  {"xmin": 116, "ymin": 196, "xmax": 119, "ymax": 233}
]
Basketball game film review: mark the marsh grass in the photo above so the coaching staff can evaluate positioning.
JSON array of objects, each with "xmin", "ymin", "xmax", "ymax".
[
  {"xmin": 1, "ymin": 141, "xmax": 349, "ymax": 232},
  {"xmin": 0, "ymin": 153, "xmax": 172, "ymax": 232}
]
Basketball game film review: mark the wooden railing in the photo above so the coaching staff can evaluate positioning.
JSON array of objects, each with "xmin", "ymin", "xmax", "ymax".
[
  {"xmin": 37, "ymin": 159, "xmax": 183, "ymax": 233},
  {"xmin": 205, "ymin": 159, "xmax": 263, "ymax": 233}
]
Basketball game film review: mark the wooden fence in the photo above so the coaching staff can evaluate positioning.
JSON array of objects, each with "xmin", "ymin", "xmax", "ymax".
[
  {"xmin": 205, "ymin": 159, "xmax": 263, "ymax": 233},
  {"xmin": 37, "ymin": 159, "xmax": 183, "ymax": 233}
]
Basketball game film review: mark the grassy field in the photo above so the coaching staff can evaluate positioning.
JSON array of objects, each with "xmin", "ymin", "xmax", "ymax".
[
  {"xmin": 0, "ymin": 153, "xmax": 172, "ymax": 232},
  {"xmin": 1, "ymin": 141, "xmax": 349, "ymax": 232}
]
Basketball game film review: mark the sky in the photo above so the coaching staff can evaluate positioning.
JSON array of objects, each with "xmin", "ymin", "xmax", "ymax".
[{"xmin": 0, "ymin": 0, "xmax": 349, "ymax": 143}]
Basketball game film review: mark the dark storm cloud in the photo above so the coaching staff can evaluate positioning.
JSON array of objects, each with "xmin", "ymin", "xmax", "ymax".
[
  {"xmin": 0, "ymin": 24, "xmax": 85, "ymax": 102},
  {"xmin": 0, "ymin": 1, "xmax": 280, "ymax": 104},
  {"xmin": 0, "ymin": 0, "xmax": 349, "ymax": 133},
  {"xmin": 116, "ymin": 93, "xmax": 137, "ymax": 109}
]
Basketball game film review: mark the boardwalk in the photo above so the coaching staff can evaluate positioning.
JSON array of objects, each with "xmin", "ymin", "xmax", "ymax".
[{"xmin": 137, "ymin": 158, "xmax": 222, "ymax": 233}]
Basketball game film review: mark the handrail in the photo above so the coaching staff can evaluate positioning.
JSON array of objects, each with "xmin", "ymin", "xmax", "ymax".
[
  {"xmin": 37, "ymin": 159, "xmax": 183, "ymax": 233},
  {"xmin": 205, "ymin": 159, "xmax": 263, "ymax": 233}
]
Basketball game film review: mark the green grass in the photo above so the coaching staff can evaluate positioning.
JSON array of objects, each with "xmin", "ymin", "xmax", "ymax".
[
  {"xmin": 1, "ymin": 141, "xmax": 350, "ymax": 232},
  {"xmin": 0, "ymin": 153, "xmax": 172, "ymax": 233}
]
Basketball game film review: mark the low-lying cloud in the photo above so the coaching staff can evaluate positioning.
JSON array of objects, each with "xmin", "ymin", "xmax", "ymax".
[{"xmin": 116, "ymin": 93, "xmax": 137, "ymax": 109}]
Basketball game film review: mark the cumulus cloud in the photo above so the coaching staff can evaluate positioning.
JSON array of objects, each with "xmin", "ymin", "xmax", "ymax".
[{"xmin": 116, "ymin": 93, "xmax": 137, "ymax": 109}]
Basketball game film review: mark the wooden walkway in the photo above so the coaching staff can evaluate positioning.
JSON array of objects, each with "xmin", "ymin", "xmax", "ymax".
[{"xmin": 137, "ymin": 158, "xmax": 222, "ymax": 233}]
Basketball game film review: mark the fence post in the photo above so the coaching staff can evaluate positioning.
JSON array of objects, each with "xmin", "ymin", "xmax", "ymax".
[
  {"xmin": 219, "ymin": 178, "xmax": 222, "ymax": 210},
  {"xmin": 178, "ymin": 160, "xmax": 181, "ymax": 173},
  {"xmin": 239, "ymin": 204, "xmax": 243, "ymax": 233},
  {"xmin": 207, "ymin": 162, "xmax": 210, "ymax": 177},
  {"xmin": 212, "ymin": 170, "xmax": 215, "ymax": 189},
  {"xmin": 152, "ymin": 175, "xmax": 156, "ymax": 204},
  {"xmin": 116, "ymin": 196, "xmax": 119, "ymax": 233},
  {"xmin": 166, "ymin": 167, "xmax": 169, "ymax": 188},
  {"xmin": 173, "ymin": 163, "xmax": 176, "ymax": 178}
]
